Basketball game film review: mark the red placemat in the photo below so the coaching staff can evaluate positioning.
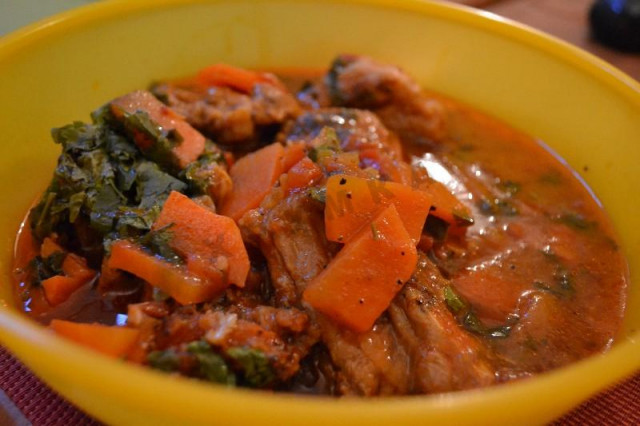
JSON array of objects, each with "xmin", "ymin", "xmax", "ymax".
[{"xmin": 1, "ymin": 345, "xmax": 638, "ymax": 425}]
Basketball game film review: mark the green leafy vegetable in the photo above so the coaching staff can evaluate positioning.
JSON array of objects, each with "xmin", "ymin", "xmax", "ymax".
[
  {"xmin": 120, "ymin": 110, "xmax": 182, "ymax": 170},
  {"xmin": 186, "ymin": 341, "xmax": 235, "ymax": 385},
  {"xmin": 30, "ymin": 110, "xmax": 187, "ymax": 250},
  {"xmin": 147, "ymin": 349, "xmax": 180, "ymax": 372},
  {"xmin": 443, "ymin": 285, "xmax": 517, "ymax": 339},
  {"xmin": 226, "ymin": 347, "xmax": 275, "ymax": 388}
]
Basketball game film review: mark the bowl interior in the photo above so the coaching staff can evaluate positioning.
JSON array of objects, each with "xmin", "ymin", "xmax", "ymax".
[{"xmin": 0, "ymin": 1, "xmax": 639, "ymax": 425}]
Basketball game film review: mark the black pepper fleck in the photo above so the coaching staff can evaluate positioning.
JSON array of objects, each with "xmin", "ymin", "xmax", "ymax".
[
  {"xmin": 346, "ymin": 193, "xmax": 352, "ymax": 199},
  {"xmin": 340, "ymin": 178, "xmax": 347, "ymax": 185},
  {"xmin": 359, "ymin": 298, "xmax": 364, "ymax": 304},
  {"xmin": 401, "ymin": 251, "xmax": 405, "ymax": 256}
]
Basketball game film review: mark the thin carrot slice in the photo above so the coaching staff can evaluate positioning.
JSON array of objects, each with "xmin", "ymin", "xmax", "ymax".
[
  {"xmin": 108, "ymin": 240, "xmax": 223, "ymax": 305},
  {"xmin": 50, "ymin": 319, "xmax": 140, "ymax": 359},
  {"xmin": 153, "ymin": 191, "xmax": 249, "ymax": 287},
  {"xmin": 303, "ymin": 204, "xmax": 418, "ymax": 333},
  {"xmin": 282, "ymin": 157, "xmax": 323, "ymax": 194},
  {"xmin": 324, "ymin": 174, "xmax": 432, "ymax": 244},
  {"xmin": 40, "ymin": 237, "xmax": 64, "ymax": 258},
  {"xmin": 281, "ymin": 142, "xmax": 307, "ymax": 172},
  {"xmin": 420, "ymin": 180, "xmax": 473, "ymax": 230},
  {"xmin": 196, "ymin": 64, "xmax": 280, "ymax": 93},
  {"xmin": 41, "ymin": 275, "xmax": 85, "ymax": 306},
  {"xmin": 219, "ymin": 142, "xmax": 285, "ymax": 221},
  {"xmin": 110, "ymin": 90, "xmax": 205, "ymax": 169}
]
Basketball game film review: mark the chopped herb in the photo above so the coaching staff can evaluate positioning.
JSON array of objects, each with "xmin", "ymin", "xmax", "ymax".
[
  {"xmin": 138, "ymin": 224, "xmax": 181, "ymax": 264},
  {"xmin": 226, "ymin": 347, "xmax": 275, "ymax": 388},
  {"xmin": 477, "ymin": 197, "xmax": 518, "ymax": 217},
  {"xmin": 557, "ymin": 212, "xmax": 596, "ymax": 231},
  {"xmin": 539, "ymin": 172, "xmax": 563, "ymax": 185},
  {"xmin": 187, "ymin": 341, "xmax": 235, "ymax": 385},
  {"xmin": 452, "ymin": 208, "xmax": 475, "ymax": 227},
  {"xmin": 308, "ymin": 186, "xmax": 327, "ymax": 203},
  {"xmin": 443, "ymin": 285, "xmax": 516, "ymax": 339},
  {"xmin": 120, "ymin": 110, "xmax": 183, "ymax": 170},
  {"xmin": 30, "ymin": 111, "xmax": 186, "ymax": 251},
  {"xmin": 498, "ymin": 180, "xmax": 521, "ymax": 196},
  {"xmin": 148, "ymin": 349, "xmax": 180, "ymax": 372},
  {"xmin": 443, "ymin": 286, "xmax": 465, "ymax": 314},
  {"xmin": 371, "ymin": 223, "xmax": 380, "ymax": 240},
  {"xmin": 28, "ymin": 251, "xmax": 66, "ymax": 286},
  {"xmin": 308, "ymin": 127, "xmax": 341, "ymax": 163}
]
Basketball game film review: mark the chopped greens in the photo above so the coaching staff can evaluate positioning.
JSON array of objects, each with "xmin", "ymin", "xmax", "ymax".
[
  {"xmin": 187, "ymin": 341, "xmax": 236, "ymax": 385},
  {"xmin": 226, "ymin": 347, "xmax": 275, "ymax": 388},
  {"xmin": 30, "ymin": 107, "xmax": 187, "ymax": 248},
  {"xmin": 148, "ymin": 348, "xmax": 180, "ymax": 372},
  {"xmin": 443, "ymin": 285, "xmax": 517, "ymax": 339}
]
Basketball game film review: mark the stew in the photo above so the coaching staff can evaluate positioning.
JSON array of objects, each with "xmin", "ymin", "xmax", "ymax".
[{"xmin": 12, "ymin": 55, "xmax": 628, "ymax": 395}]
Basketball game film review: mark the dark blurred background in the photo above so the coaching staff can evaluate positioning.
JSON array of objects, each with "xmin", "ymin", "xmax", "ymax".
[{"xmin": 449, "ymin": 0, "xmax": 640, "ymax": 81}]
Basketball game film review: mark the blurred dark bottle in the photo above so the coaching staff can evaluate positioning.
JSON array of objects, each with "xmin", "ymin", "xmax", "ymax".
[{"xmin": 590, "ymin": 0, "xmax": 640, "ymax": 52}]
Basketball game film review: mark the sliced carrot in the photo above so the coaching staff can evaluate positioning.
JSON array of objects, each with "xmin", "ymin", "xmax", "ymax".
[
  {"xmin": 219, "ymin": 142, "xmax": 285, "ymax": 221},
  {"xmin": 196, "ymin": 64, "xmax": 280, "ymax": 94},
  {"xmin": 41, "ymin": 251, "xmax": 96, "ymax": 306},
  {"xmin": 281, "ymin": 142, "xmax": 307, "ymax": 172},
  {"xmin": 62, "ymin": 253, "xmax": 96, "ymax": 281},
  {"xmin": 40, "ymin": 237, "xmax": 64, "ymax": 258},
  {"xmin": 108, "ymin": 240, "xmax": 222, "ymax": 305},
  {"xmin": 420, "ymin": 180, "xmax": 473, "ymax": 230},
  {"xmin": 324, "ymin": 174, "xmax": 432, "ymax": 244},
  {"xmin": 282, "ymin": 157, "xmax": 323, "ymax": 194},
  {"xmin": 41, "ymin": 275, "xmax": 87, "ymax": 306},
  {"xmin": 50, "ymin": 319, "xmax": 140, "ymax": 359},
  {"xmin": 303, "ymin": 204, "xmax": 418, "ymax": 333},
  {"xmin": 110, "ymin": 90, "xmax": 205, "ymax": 169},
  {"xmin": 153, "ymin": 191, "xmax": 249, "ymax": 287}
]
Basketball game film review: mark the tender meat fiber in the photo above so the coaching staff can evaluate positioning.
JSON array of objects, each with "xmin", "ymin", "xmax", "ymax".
[
  {"xmin": 241, "ymin": 190, "xmax": 335, "ymax": 307},
  {"xmin": 389, "ymin": 254, "xmax": 496, "ymax": 393},
  {"xmin": 241, "ymin": 178, "xmax": 493, "ymax": 394},
  {"xmin": 153, "ymin": 82, "xmax": 300, "ymax": 147},
  {"xmin": 322, "ymin": 55, "xmax": 447, "ymax": 146},
  {"xmin": 280, "ymin": 108, "xmax": 412, "ymax": 183}
]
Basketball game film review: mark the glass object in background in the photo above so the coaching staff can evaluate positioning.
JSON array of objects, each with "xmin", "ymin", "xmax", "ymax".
[{"xmin": 590, "ymin": 0, "xmax": 640, "ymax": 52}]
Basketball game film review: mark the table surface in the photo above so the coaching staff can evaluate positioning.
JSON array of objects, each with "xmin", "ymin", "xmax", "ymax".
[{"xmin": 1, "ymin": 0, "xmax": 639, "ymax": 425}]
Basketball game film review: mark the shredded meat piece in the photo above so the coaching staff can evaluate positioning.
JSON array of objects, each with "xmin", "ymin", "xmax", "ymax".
[
  {"xmin": 389, "ymin": 254, "xmax": 496, "ymax": 392},
  {"xmin": 280, "ymin": 108, "xmax": 412, "ymax": 184},
  {"xmin": 152, "ymin": 82, "xmax": 300, "ymax": 147},
  {"xmin": 241, "ymin": 190, "xmax": 335, "ymax": 307},
  {"xmin": 321, "ymin": 54, "xmax": 447, "ymax": 147}
]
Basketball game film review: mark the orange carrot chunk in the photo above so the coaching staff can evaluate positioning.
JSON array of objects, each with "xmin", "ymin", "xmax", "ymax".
[
  {"xmin": 40, "ymin": 237, "xmax": 64, "ymax": 258},
  {"xmin": 153, "ymin": 191, "xmax": 250, "ymax": 288},
  {"xmin": 110, "ymin": 90, "xmax": 205, "ymax": 169},
  {"xmin": 420, "ymin": 180, "xmax": 473, "ymax": 231},
  {"xmin": 41, "ymin": 276, "xmax": 85, "ymax": 306},
  {"xmin": 324, "ymin": 174, "xmax": 432, "ymax": 244},
  {"xmin": 303, "ymin": 204, "xmax": 418, "ymax": 333},
  {"xmin": 196, "ymin": 64, "xmax": 280, "ymax": 94},
  {"xmin": 50, "ymin": 319, "xmax": 140, "ymax": 359},
  {"xmin": 108, "ymin": 240, "xmax": 223, "ymax": 305},
  {"xmin": 42, "ymin": 252, "xmax": 96, "ymax": 306},
  {"xmin": 281, "ymin": 142, "xmax": 307, "ymax": 172},
  {"xmin": 219, "ymin": 142, "xmax": 285, "ymax": 221},
  {"xmin": 282, "ymin": 157, "xmax": 323, "ymax": 194}
]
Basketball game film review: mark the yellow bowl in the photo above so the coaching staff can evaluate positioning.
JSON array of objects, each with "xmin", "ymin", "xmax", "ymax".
[{"xmin": 1, "ymin": 1, "xmax": 639, "ymax": 425}]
